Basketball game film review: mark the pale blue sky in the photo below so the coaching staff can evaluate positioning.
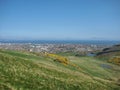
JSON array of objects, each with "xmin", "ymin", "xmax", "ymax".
[{"xmin": 0, "ymin": 0, "xmax": 120, "ymax": 40}]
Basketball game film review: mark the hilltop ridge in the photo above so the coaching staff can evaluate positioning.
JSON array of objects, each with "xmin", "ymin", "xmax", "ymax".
[{"xmin": 96, "ymin": 44, "xmax": 120, "ymax": 56}]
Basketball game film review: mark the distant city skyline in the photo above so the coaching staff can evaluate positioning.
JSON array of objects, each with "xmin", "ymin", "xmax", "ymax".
[{"xmin": 0, "ymin": 0, "xmax": 120, "ymax": 40}]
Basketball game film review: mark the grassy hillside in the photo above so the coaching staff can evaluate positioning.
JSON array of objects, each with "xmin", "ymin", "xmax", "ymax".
[
  {"xmin": 96, "ymin": 44, "xmax": 120, "ymax": 59},
  {"xmin": 0, "ymin": 49, "xmax": 120, "ymax": 90},
  {"xmin": 96, "ymin": 44, "xmax": 120, "ymax": 65}
]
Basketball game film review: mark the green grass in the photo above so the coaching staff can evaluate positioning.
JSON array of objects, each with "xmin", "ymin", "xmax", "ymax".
[
  {"xmin": 0, "ymin": 49, "xmax": 120, "ymax": 90},
  {"xmin": 56, "ymin": 51, "xmax": 77, "ymax": 56},
  {"xmin": 68, "ymin": 56, "xmax": 120, "ymax": 80}
]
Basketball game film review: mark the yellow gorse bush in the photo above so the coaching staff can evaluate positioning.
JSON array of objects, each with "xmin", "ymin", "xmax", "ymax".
[
  {"xmin": 108, "ymin": 56, "xmax": 120, "ymax": 65},
  {"xmin": 44, "ymin": 52, "xmax": 69, "ymax": 65},
  {"xmin": 43, "ymin": 52, "xmax": 82, "ymax": 70}
]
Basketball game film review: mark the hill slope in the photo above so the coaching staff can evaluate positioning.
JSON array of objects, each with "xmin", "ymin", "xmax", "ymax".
[
  {"xmin": 96, "ymin": 44, "xmax": 120, "ymax": 65},
  {"xmin": 0, "ymin": 49, "xmax": 120, "ymax": 90},
  {"xmin": 96, "ymin": 44, "xmax": 120, "ymax": 57}
]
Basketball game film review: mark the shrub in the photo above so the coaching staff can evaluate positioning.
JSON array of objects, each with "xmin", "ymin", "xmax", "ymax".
[
  {"xmin": 44, "ymin": 53, "xmax": 69, "ymax": 65},
  {"xmin": 108, "ymin": 56, "xmax": 120, "ymax": 65}
]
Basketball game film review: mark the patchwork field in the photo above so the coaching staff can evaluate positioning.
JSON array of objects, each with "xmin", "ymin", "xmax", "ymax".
[{"xmin": 0, "ymin": 49, "xmax": 120, "ymax": 90}]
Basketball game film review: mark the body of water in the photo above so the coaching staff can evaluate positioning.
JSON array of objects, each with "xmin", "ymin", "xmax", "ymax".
[{"xmin": 0, "ymin": 40, "xmax": 120, "ymax": 45}]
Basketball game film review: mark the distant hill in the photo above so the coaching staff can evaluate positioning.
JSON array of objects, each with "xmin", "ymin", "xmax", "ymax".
[
  {"xmin": 96, "ymin": 44, "xmax": 120, "ymax": 56},
  {"xmin": 96, "ymin": 44, "xmax": 120, "ymax": 65}
]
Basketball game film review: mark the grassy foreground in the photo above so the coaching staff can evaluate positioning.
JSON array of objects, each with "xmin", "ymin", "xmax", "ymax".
[{"xmin": 0, "ymin": 49, "xmax": 120, "ymax": 90}]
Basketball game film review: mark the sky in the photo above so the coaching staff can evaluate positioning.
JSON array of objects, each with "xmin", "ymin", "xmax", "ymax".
[{"xmin": 0, "ymin": 0, "xmax": 120, "ymax": 40}]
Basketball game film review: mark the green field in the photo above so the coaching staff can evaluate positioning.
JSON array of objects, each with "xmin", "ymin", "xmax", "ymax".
[{"xmin": 0, "ymin": 49, "xmax": 120, "ymax": 90}]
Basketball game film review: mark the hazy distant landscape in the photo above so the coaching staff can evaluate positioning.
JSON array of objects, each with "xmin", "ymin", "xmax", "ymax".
[{"xmin": 0, "ymin": 0, "xmax": 120, "ymax": 90}]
